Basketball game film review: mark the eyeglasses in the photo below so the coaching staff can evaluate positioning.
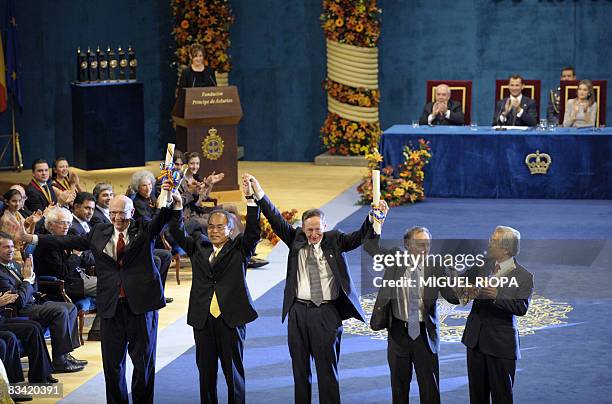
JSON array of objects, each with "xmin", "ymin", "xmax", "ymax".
[
  {"xmin": 208, "ymin": 224, "xmax": 228, "ymax": 232},
  {"xmin": 53, "ymin": 221, "xmax": 71, "ymax": 227},
  {"xmin": 110, "ymin": 211, "xmax": 131, "ymax": 218}
]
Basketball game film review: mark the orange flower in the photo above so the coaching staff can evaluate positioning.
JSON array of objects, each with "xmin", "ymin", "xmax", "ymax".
[
  {"xmin": 355, "ymin": 22, "xmax": 364, "ymax": 32},
  {"xmin": 181, "ymin": 19, "xmax": 189, "ymax": 29},
  {"xmin": 335, "ymin": 18, "xmax": 344, "ymax": 27}
]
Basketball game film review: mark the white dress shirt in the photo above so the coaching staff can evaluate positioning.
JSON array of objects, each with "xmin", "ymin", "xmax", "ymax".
[{"xmin": 296, "ymin": 242, "xmax": 339, "ymax": 302}]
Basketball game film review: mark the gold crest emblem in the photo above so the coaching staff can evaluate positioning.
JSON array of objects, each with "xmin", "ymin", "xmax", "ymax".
[
  {"xmin": 129, "ymin": 59, "xmax": 138, "ymax": 67},
  {"xmin": 525, "ymin": 150, "xmax": 552, "ymax": 175},
  {"xmin": 100, "ymin": 60, "xmax": 108, "ymax": 68},
  {"xmin": 201, "ymin": 128, "xmax": 224, "ymax": 160},
  {"xmin": 119, "ymin": 59, "xmax": 128, "ymax": 68},
  {"xmin": 110, "ymin": 60, "xmax": 118, "ymax": 68}
]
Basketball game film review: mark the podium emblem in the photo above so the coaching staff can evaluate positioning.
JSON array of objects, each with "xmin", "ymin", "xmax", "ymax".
[{"xmin": 202, "ymin": 128, "xmax": 224, "ymax": 160}]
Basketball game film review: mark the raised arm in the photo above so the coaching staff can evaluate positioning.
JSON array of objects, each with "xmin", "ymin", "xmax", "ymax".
[
  {"xmin": 246, "ymin": 174, "xmax": 297, "ymax": 246},
  {"xmin": 240, "ymin": 174, "xmax": 261, "ymax": 259},
  {"xmin": 168, "ymin": 213, "xmax": 196, "ymax": 257}
]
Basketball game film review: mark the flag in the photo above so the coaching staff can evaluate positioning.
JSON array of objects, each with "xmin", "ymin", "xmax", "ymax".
[
  {"xmin": 5, "ymin": 0, "xmax": 22, "ymax": 111},
  {"xmin": 0, "ymin": 32, "xmax": 6, "ymax": 112}
]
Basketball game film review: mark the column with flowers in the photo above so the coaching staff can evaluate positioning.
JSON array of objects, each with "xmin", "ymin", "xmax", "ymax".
[
  {"xmin": 172, "ymin": 0, "xmax": 234, "ymax": 86},
  {"xmin": 320, "ymin": 0, "xmax": 382, "ymax": 156}
]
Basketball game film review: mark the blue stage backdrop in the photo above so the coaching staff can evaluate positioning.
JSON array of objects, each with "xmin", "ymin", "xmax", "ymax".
[
  {"xmin": 0, "ymin": 0, "xmax": 174, "ymax": 165},
  {"xmin": 2, "ymin": 1, "xmax": 611, "ymax": 165},
  {"xmin": 378, "ymin": 0, "xmax": 612, "ymax": 132}
]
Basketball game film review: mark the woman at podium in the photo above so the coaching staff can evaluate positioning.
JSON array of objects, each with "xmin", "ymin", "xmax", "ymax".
[{"xmin": 177, "ymin": 43, "xmax": 217, "ymax": 89}]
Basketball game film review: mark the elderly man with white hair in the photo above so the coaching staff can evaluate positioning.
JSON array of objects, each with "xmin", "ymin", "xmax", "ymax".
[
  {"xmin": 461, "ymin": 226, "xmax": 534, "ymax": 404},
  {"xmin": 34, "ymin": 206, "xmax": 97, "ymax": 299},
  {"xmin": 17, "ymin": 181, "xmax": 181, "ymax": 403},
  {"xmin": 418, "ymin": 83, "xmax": 465, "ymax": 126}
]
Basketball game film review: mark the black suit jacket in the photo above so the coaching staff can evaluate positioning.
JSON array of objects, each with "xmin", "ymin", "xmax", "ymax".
[
  {"xmin": 256, "ymin": 195, "xmax": 368, "ymax": 323},
  {"xmin": 0, "ymin": 262, "xmax": 37, "ymax": 311},
  {"xmin": 68, "ymin": 220, "xmax": 96, "ymax": 269},
  {"xmin": 461, "ymin": 258, "xmax": 533, "ymax": 360},
  {"xmin": 25, "ymin": 180, "xmax": 57, "ymax": 212},
  {"xmin": 90, "ymin": 206, "xmax": 110, "ymax": 226},
  {"xmin": 493, "ymin": 96, "xmax": 538, "ymax": 126},
  {"xmin": 133, "ymin": 194, "xmax": 157, "ymax": 221},
  {"xmin": 365, "ymin": 231, "xmax": 459, "ymax": 354},
  {"xmin": 37, "ymin": 208, "xmax": 178, "ymax": 318},
  {"xmin": 33, "ymin": 231, "xmax": 88, "ymax": 298},
  {"xmin": 170, "ymin": 205, "xmax": 260, "ymax": 329},
  {"xmin": 178, "ymin": 66, "xmax": 216, "ymax": 89},
  {"xmin": 419, "ymin": 99, "xmax": 464, "ymax": 126}
]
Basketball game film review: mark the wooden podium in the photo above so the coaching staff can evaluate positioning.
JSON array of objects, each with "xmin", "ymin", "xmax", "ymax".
[{"xmin": 172, "ymin": 86, "xmax": 243, "ymax": 191}]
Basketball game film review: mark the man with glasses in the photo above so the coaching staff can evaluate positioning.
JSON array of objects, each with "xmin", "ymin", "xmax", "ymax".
[
  {"xmin": 16, "ymin": 181, "xmax": 181, "ymax": 403},
  {"xmin": 365, "ymin": 214, "xmax": 460, "ymax": 404},
  {"xmin": 461, "ymin": 226, "xmax": 534, "ymax": 403},
  {"xmin": 34, "ymin": 206, "xmax": 97, "ymax": 301},
  {"xmin": 243, "ymin": 173, "xmax": 369, "ymax": 404},
  {"xmin": 169, "ymin": 174, "xmax": 261, "ymax": 404}
]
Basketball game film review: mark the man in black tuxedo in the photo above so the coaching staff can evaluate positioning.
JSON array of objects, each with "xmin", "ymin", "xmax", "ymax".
[
  {"xmin": 365, "ymin": 208, "xmax": 459, "ymax": 404},
  {"xmin": 169, "ymin": 174, "xmax": 260, "ymax": 404},
  {"xmin": 25, "ymin": 159, "xmax": 57, "ymax": 212},
  {"xmin": 34, "ymin": 206, "xmax": 96, "ymax": 299},
  {"xmin": 244, "ymin": 174, "xmax": 368, "ymax": 404},
  {"xmin": 419, "ymin": 84, "xmax": 465, "ymax": 126},
  {"xmin": 90, "ymin": 183, "xmax": 114, "ymax": 226},
  {"xmin": 493, "ymin": 75, "xmax": 538, "ymax": 127},
  {"xmin": 461, "ymin": 226, "xmax": 533, "ymax": 404},
  {"xmin": 0, "ymin": 232, "xmax": 84, "ymax": 373},
  {"xmin": 18, "ymin": 183, "xmax": 180, "ymax": 404}
]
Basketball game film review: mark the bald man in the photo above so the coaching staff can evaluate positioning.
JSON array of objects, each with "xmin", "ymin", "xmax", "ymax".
[
  {"xmin": 18, "ymin": 183, "xmax": 182, "ymax": 404},
  {"xmin": 419, "ymin": 84, "xmax": 465, "ymax": 126}
]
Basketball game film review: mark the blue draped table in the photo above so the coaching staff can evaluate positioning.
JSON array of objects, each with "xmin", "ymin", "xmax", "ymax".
[{"xmin": 380, "ymin": 125, "xmax": 612, "ymax": 198}]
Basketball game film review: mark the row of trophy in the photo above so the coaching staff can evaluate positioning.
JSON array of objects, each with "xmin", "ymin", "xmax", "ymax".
[{"xmin": 76, "ymin": 45, "xmax": 137, "ymax": 83}]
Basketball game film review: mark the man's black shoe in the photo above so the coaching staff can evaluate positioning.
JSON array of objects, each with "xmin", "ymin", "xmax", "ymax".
[
  {"xmin": 66, "ymin": 353, "xmax": 88, "ymax": 366},
  {"xmin": 165, "ymin": 297, "xmax": 174, "ymax": 303},
  {"xmin": 87, "ymin": 329, "xmax": 101, "ymax": 341},
  {"xmin": 52, "ymin": 360, "xmax": 84, "ymax": 373},
  {"xmin": 247, "ymin": 257, "xmax": 269, "ymax": 268},
  {"xmin": 46, "ymin": 375, "xmax": 59, "ymax": 383}
]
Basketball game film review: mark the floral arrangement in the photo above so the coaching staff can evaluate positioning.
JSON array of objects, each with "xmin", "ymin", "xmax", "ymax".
[
  {"xmin": 357, "ymin": 139, "xmax": 432, "ymax": 206},
  {"xmin": 324, "ymin": 79, "xmax": 379, "ymax": 108},
  {"xmin": 171, "ymin": 0, "xmax": 234, "ymax": 73},
  {"xmin": 321, "ymin": 113, "xmax": 380, "ymax": 156},
  {"xmin": 320, "ymin": 0, "xmax": 381, "ymax": 48},
  {"xmin": 260, "ymin": 209, "xmax": 300, "ymax": 245}
]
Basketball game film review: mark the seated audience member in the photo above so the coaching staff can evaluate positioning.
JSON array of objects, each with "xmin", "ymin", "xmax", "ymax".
[
  {"xmin": 70, "ymin": 192, "xmax": 96, "ymax": 238},
  {"xmin": 9, "ymin": 185, "xmax": 32, "ymax": 218},
  {"xmin": 131, "ymin": 171, "xmax": 159, "ymax": 220},
  {"xmin": 547, "ymin": 66, "xmax": 576, "ymax": 125},
  {"xmin": 25, "ymin": 159, "xmax": 57, "ymax": 212},
  {"xmin": 68, "ymin": 192, "xmax": 101, "ymax": 340},
  {"xmin": 0, "ymin": 190, "xmax": 42, "ymax": 243},
  {"xmin": 563, "ymin": 79, "xmax": 598, "ymax": 128},
  {"xmin": 0, "ymin": 232, "xmax": 85, "ymax": 373},
  {"xmin": 493, "ymin": 75, "xmax": 538, "ymax": 127},
  {"xmin": 0, "ymin": 308, "xmax": 55, "ymax": 384},
  {"xmin": 51, "ymin": 157, "xmax": 83, "ymax": 207},
  {"xmin": 419, "ymin": 83, "xmax": 464, "ymax": 126},
  {"xmin": 34, "ymin": 206, "xmax": 97, "ymax": 300},
  {"xmin": 90, "ymin": 183, "xmax": 114, "ymax": 226}
]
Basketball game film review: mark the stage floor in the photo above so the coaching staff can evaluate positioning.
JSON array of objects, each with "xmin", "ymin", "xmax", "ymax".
[{"xmin": 6, "ymin": 161, "xmax": 610, "ymax": 403}]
